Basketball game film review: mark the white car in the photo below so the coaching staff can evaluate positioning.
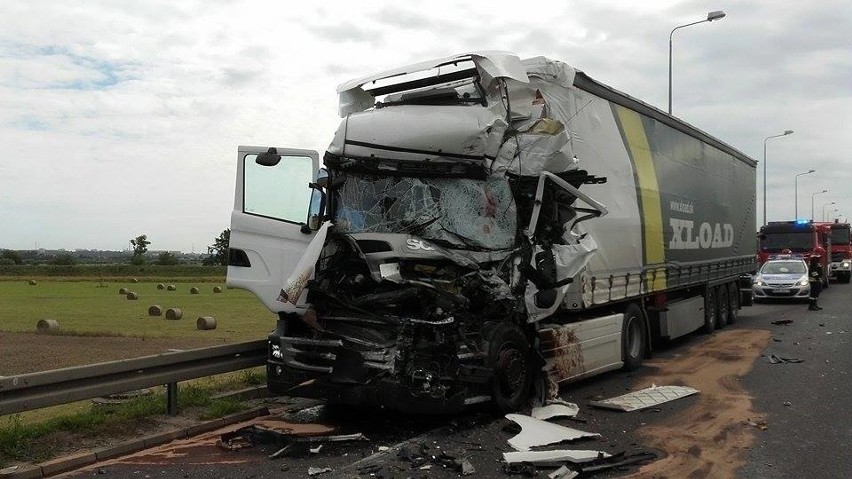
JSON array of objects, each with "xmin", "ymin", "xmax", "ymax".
[{"xmin": 752, "ymin": 259, "xmax": 810, "ymax": 301}]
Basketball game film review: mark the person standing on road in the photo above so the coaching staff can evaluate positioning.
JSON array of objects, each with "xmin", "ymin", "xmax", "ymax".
[{"xmin": 808, "ymin": 256, "xmax": 824, "ymax": 311}]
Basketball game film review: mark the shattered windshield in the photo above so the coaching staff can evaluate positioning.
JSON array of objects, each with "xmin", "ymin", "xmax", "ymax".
[{"xmin": 334, "ymin": 173, "xmax": 517, "ymax": 250}]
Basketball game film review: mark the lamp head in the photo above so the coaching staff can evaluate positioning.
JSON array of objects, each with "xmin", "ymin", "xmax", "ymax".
[
  {"xmin": 783, "ymin": 130, "xmax": 794, "ymax": 135},
  {"xmin": 707, "ymin": 11, "xmax": 726, "ymax": 21}
]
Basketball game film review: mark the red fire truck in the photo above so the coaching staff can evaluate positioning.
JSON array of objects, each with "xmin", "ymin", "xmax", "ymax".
[
  {"xmin": 816, "ymin": 220, "xmax": 852, "ymax": 283},
  {"xmin": 758, "ymin": 220, "xmax": 830, "ymax": 287}
]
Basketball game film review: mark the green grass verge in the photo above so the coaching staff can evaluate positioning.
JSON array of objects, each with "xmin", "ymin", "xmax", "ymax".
[
  {"xmin": 0, "ymin": 264, "xmax": 226, "ymax": 280},
  {"xmin": 0, "ymin": 280, "xmax": 275, "ymax": 341}
]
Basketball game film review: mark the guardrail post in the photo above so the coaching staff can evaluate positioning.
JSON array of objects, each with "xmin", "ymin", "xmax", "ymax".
[{"xmin": 166, "ymin": 382, "xmax": 178, "ymax": 415}]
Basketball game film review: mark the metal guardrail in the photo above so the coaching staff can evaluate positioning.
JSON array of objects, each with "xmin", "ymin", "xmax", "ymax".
[{"xmin": 0, "ymin": 340, "xmax": 267, "ymax": 416}]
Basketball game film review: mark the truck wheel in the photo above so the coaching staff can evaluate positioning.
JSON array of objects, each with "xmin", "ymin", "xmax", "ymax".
[
  {"xmin": 622, "ymin": 304, "xmax": 646, "ymax": 371},
  {"xmin": 488, "ymin": 322, "xmax": 533, "ymax": 413},
  {"xmin": 715, "ymin": 286, "xmax": 729, "ymax": 329},
  {"xmin": 702, "ymin": 287, "xmax": 716, "ymax": 334},
  {"xmin": 727, "ymin": 282, "xmax": 739, "ymax": 324}
]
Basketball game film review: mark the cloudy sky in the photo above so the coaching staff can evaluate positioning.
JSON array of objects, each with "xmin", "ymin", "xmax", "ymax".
[{"xmin": 1, "ymin": 0, "xmax": 850, "ymax": 252}]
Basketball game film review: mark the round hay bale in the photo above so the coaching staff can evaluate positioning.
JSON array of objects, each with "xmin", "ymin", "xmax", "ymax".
[
  {"xmin": 28, "ymin": 279, "xmax": 38, "ymax": 286},
  {"xmin": 196, "ymin": 316, "xmax": 217, "ymax": 330},
  {"xmin": 130, "ymin": 278, "xmax": 138, "ymax": 283},
  {"xmin": 148, "ymin": 305, "xmax": 163, "ymax": 316},
  {"xmin": 37, "ymin": 319, "xmax": 60, "ymax": 332},
  {"xmin": 213, "ymin": 286, "xmax": 223, "ymax": 293},
  {"xmin": 157, "ymin": 283, "xmax": 165, "ymax": 290},
  {"xmin": 167, "ymin": 285, "xmax": 177, "ymax": 291},
  {"xmin": 190, "ymin": 287, "xmax": 199, "ymax": 294},
  {"xmin": 165, "ymin": 308, "xmax": 183, "ymax": 320},
  {"xmin": 126, "ymin": 292, "xmax": 139, "ymax": 300},
  {"xmin": 119, "ymin": 287, "xmax": 129, "ymax": 294}
]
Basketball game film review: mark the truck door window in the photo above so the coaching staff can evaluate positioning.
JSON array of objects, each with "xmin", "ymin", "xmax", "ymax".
[{"xmin": 244, "ymin": 154, "xmax": 313, "ymax": 223}]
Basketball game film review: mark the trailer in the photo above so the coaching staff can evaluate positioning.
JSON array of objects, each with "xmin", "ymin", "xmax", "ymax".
[{"xmin": 227, "ymin": 52, "xmax": 757, "ymax": 413}]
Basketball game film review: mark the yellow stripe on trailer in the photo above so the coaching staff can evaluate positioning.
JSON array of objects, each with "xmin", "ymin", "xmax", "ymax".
[{"xmin": 615, "ymin": 105, "xmax": 666, "ymax": 291}]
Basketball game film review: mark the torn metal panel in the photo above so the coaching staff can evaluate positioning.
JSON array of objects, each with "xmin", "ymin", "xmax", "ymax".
[
  {"xmin": 531, "ymin": 400, "xmax": 580, "ymax": 420},
  {"xmin": 503, "ymin": 449, "xmax": 610, "ymax": 465},
  {"xmin": 589, "ymin": 385, "xmax": 699, "ymax": 412},
  {"xmin": 505, "ymin": 413, "xmax": 600, "ymax": 451},
  {"xmin": 278, "ymin": 222, "xmax": 331, "ymax": 305}
]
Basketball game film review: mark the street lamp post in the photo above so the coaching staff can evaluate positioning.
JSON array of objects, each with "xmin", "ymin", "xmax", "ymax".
[
  {"xmin": 668, "ymin": 10, "xmax": 726, "ymax": 115},
  {"xmin": 794, "ymin": 169, "xmax": 816, "ymax": 219},
  {"xmin": 822, "ymin": 202, "xmax": 837, "ymax": 221},
  {"xmin": 811, "ymin": 190, "xmax": 828, "ymax": 221},
  {"xmin": 763, "ymin": 130, "xmax": 794, "ymax": 225}
]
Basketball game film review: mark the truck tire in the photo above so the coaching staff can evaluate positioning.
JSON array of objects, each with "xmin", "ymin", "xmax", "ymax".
[
  {"xmin": 622, "ymin": 303, "xmax": 646, "ymax": 371},
  {"xmin": 701, "ymin": 287, "xmax": 716, "ymax": 334},
  {"xmin": 488, "ymin": 322, "xmax": 533, "ymax": 413},
  {"xmin": 715, "ymin": 286, "xmax": 729, "ymax": 329},
  {"xmin": 727, "ymin": 282, "xmax": 739, "ymax": 324}
]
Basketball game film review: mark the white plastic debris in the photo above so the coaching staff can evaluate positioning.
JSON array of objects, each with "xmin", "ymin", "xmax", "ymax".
[
  {"xmin": 307, "ymin": 467, "xmax": 332, "ymax": 476},
  {"xmin": 548, "ymin": 465, "xmax": 580, "ymax": 479},
  {"xmin": 588, "ymin": 385, "xmax": 699, "ymax": 412},
  {"xmin": 531, "ymin": 400, "xmax": 580, "ymax": 420},
  {"xmin": 503, "ymin": 449, "xmax": 610, "ymax": 465},
  {"xmin": 505, "ymin": 414, "xmax": 599, "ymax": 451}
]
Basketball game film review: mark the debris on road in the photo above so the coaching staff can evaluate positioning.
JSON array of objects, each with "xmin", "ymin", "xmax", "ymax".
[
  {"xmin": 307, "ymin": 466, "xmax": 332, "ymax": 476},
  {"xmin": 218, "ymin": 418, "xmax": 367, "ymax": 458},
  {"xmin": 547, "ymin": 465, "xmax": 579, "ymax": 479},
  {"xmin": 744, "ymin": 419, "xmax": 769, "ymax": 430},
  {"xmin": 531, "ymin": 399, "xmax": 580, "ymax": 421},
  {"xmin": 503, "ymin": 462, "xmax": 538, "ymax": 476},
  {"xmin": 589, "ymin": 385, "xmax": 699, "ymax": 412},
  {"xmin": 575, "ymin": 450, "xmax": 658, "ymax": 473},
  {"xmin": 505, "ymin": 414, "xmax": 600, "ymax": 451},
  {"xmin": 503, "ymin": 449, "xmax": 610, "ymax": 465},
  {"xmin": 770, "ymin": 319, "xmax": 793, "ymax": 325},
  {"xmin": 768, "ymin": 354, "xmax": 804, "ymax": 364}
]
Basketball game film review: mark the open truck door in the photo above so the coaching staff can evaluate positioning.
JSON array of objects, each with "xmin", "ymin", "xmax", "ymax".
[{"xmin": 227, "ymin": 146, "xmax": 320, "ymax": 312}]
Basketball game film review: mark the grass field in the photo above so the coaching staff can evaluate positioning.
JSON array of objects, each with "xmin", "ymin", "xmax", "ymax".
[{"xmin": 0, "ymin": 280, "xmax": 276, "ymax": 342}]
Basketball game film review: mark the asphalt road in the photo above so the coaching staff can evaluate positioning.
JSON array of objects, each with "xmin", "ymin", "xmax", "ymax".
[{"xmin": 62, "ymin": 283, "xmax": 852, "ymax": 479}]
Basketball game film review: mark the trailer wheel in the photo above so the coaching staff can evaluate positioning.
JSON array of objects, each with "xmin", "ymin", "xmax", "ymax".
[
  {"xmin": 727, "ymin": 282, "xmax": 740, "ymax": 324},
  {"xmin": 622, "ymin": 304, "xmax": 646, "ymax": 371},
  {"xmin": 715, "ymin": 286, "xmax": 729, "ymax": 329},
  {"xmin": 701, "ymin": 287, "xmax": 716, "ymax": 334},
  {"xmin": 488, "ymin": 322, "xmax": 533, "ymax": 413}
]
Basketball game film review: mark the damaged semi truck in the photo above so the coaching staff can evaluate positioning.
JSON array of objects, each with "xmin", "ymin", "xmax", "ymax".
[{"xmin": 227, "ymin": 52, "xmax": 757, "ymax": 413}]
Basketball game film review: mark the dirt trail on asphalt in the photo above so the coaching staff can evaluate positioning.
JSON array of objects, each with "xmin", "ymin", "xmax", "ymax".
[{"xmin": 628, "ymin": 329, "xmax": 772, "ymax": 479}]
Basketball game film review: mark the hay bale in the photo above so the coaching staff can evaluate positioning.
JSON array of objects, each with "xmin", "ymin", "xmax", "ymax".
[
  {"xmin": 130, "ymin": 278, "xmax": 138, "ymax": 283},
  {"xmin": 119, "ymin": 287, "xmax": 129, "ymax": 294},
  {"xmin": 148, "ymin": 305, "xmax": 163, "ymax": 316},
  {"xmin": 165, "ymin": 308, "xmax": 183, "ymax": 320},
  {"xmin": 157, "ymin": 283, "xmax": 165, "ymax": 290},
  {"xmin": 37, "ymin": 319, "xmax": 60, "ymax": 332},
  {"xmin": 196, "ymin": 316, "xmax": 217, "ymax": 330},
  {"xmin": 167, "ymin": 285, "xmax": 177, "ymax": 291},
  {"xmin": 126, "ymin": 292, "xmax": 139, "ymax": 300},
  {"xmin": 28, "ymin": 279, "xmax": 37, "ymax": 286},
  {"xmin": 213, "ymin": 286, "xmax": 223, "ymax": 293},
  {"xmin": 190, "ymin": 287, "xmax": 199, "ymax": 294}
]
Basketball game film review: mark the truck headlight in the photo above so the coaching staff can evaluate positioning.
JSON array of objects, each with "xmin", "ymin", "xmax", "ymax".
[{"xmin": 843, "ymin": 262, "xmax": 850, "ymax": 268}]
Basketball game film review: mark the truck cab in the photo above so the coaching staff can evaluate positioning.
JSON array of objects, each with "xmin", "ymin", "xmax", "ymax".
[{"xmin": 823, "ymin": 221, "xmax": 851, "ymax": 283}]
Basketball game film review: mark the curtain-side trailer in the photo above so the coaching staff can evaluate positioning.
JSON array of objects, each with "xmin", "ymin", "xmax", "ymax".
[{"xmin": 226, "ymin": 52, "xmax": 757, "ymax": 413}]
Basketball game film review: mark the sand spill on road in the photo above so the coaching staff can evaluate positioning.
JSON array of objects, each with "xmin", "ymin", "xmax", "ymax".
[{"xmin": 627, "ymin": 329, "xmax": 771, "ymax": 479}]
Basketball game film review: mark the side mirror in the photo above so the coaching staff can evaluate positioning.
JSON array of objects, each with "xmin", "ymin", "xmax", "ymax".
[{"xmin": 256, "ymin": 147, "xmax": 282, "ymax": 166}]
